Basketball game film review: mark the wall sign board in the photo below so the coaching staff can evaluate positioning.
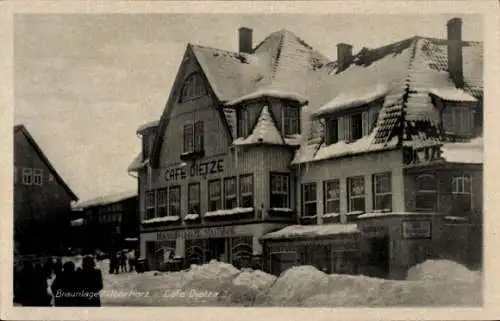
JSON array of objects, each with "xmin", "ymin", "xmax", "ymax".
[
  {"xmin": 163, "ymin": 159, "xmax": 224, "ymax": 182},
  {"xmin": 402, "ymin": 220, "xmax": 432, "ymax": 239},
  {"xmin": 157, "ymin": 226, "xmax": 237, "ymax": 241}
]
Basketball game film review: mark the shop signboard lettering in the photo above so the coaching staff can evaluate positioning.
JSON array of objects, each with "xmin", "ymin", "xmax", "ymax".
[
  {"xmin": 157, "ymin": 226, "xmax": 236, "ymax": 241},
  {"xmin": 402, "ymin": 220, "xmax": 431, "ymax": 239},
  {"xmin": 164, "ymin": 159, "xmax": 224, "ymax": 182}
]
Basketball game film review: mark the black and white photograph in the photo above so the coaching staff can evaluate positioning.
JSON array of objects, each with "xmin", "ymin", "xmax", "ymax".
[{"xmin": 1, "ymin": 1, "xmax": 499, "ymax": 320}]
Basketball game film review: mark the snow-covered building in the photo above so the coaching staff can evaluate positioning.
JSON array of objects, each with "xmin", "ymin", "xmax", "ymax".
[{"xmin": 129, "ymin": 18, "xmax": 483, "ymax": 278}]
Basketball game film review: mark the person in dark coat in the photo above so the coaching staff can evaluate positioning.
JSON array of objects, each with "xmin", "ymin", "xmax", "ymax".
[
  {"xmin": 53, "ymin": 257, "xmax": 63, "ymax": 276},
  {"xmin": 109, "ymin": 251, "xmax": 117, "ymax": 274},
  {"xmin": 119, "ymin": 251, "xmax": 127, "ymax": 273},
  {"xmin": 32, "ymin": 264, "xmax": 51, "ymax": 306},
  {"xmin": 75, "ymin": 256, "xmax": 103, "ymax": 307},
  {"xmin": 51, "ymin": 261, "xmax": 77, "ymax": 306}
]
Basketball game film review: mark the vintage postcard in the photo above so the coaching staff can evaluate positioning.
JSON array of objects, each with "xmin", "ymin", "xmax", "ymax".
[{"xmin": 1, "ymin": 0, "xmax": 499, "ymax": 320}]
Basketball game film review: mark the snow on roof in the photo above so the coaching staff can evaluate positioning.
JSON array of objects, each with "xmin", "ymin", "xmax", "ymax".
[
  {"xmin": 357, "ymin": 211, "xmax": 440, "ymax": 219},
  {"xmin": 204, "ymin": 207, "xmax": 254, "ymax": 217},
  {"xmin": 428, "ymin": 88, "xmax": 477, "ymax": 102},
  {"xmin": 226, "ymin": 89, "xmax": 308, "ymax": 106},
  {"xmin": 136, "ymin": 120, "xmax": 160, "ymax": 134},
  {"xmin": 142, "ymin": 216, "xmax": 180, "ymax": 224},
  {"xmin": 233, "ymin": 106, "xmax": 285, "ymax": 146},
  {"xmin": 184, "ymin": 214, "xmax": 200, "ymax": 220},
  {"xmin": 314, "ymin": 84, "xmax": 389, "ymax": 117},
  {"xmin": 261, "ymin": 224, "xmax": 360, "ymax": 240},
  {"xmin": 128, "ymin": 153, "xmax": 148, "ymax": 172},
  {"xmin": 441, "ymin": 136, "xmax": 483, "ymax": 164},
  {"xmin": 73, "ymin": 190, "xmax": 137, "ymax": 210}
]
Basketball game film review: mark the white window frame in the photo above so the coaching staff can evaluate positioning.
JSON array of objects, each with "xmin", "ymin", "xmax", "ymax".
[
  {"xmin": 347, "ymin": 176, "xmax": 365, "ymax": 212},
  {"xmin": 415, "ymin": 174, "xmax": 438, "ymax": 212},
  {"xmin": 302, "ymin": 183, "xmax": 317, "ymax": 217},
  {"xmin": 324, "ymin": 179, "xmax": 340, "ymax": 214},
  {"xmin": 224, "ymin": 177, "xmax": 237, "ymax": 209},
  {"xmin": 157, "ymin": 188, "xmax": 168, "ymax": 217},
  {"xmin": 188, "ymin": 183, "xmax": 200, "ymax": 214},
  {"xmin": 22, "ymin": 168, "xmax": 33, "ymax": 186},
  {"xmin": 208, "ymin": 179, "xmax": 222, "ymax": 211},
  {"xmin": 33, "ymin": 169, "xmax": 43, "ymax": 186},
  {"xmin": 168, "ymin": 185, "xmax": 181, "ymax": 217},
  {"xmin": 239, "ymin": 174, "xmax": 254, "ymax": 208},
  {"xmin": 443, "ymin": 105, "xmax": 473, "ymax": 135},
  {"xmin": 373, "ymin": 172, "xmax": 392, "ymax": 211},
  {"xmin": 270, "ymin": 173, "xmax": 290, "ymax": 208},
  {"xmin": 145, "ymin": 190, "xmax": 156, "ymax": 219},
  {"xmin": 180, "ymin": 73, "xmax": 206, "ymax": 102},
  {"xmin": 452, "ymin": 175, "xmax": 472, "ymax": 210},
  {"xmin": 282, "ymin": 106, "xmax": 300, "ymax": 136}
]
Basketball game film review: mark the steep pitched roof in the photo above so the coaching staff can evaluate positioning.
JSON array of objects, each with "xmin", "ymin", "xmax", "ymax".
[{"xmin": 14, "ymin": 124, "xmax": 78, "ymax": 201}]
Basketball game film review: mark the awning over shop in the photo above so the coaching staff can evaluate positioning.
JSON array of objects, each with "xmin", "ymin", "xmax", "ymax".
[{"xmin": 261, "ymin": 224, "xmax": 360, "ymax": 241}]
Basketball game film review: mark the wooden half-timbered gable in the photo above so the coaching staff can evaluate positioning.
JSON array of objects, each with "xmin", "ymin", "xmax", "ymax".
[
  {"xmin": 129, "ymin": 18, "xmax": 483, "ymax": 277},
  {"xmin": 14, "ymin": 124, "xmax": 79, "ymax": 255}
]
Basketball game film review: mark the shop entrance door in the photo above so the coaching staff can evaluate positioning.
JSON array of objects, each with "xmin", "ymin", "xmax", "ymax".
[
  {"xmin": 207, "ymin": 238, "xmax": 226, "ymax": 262},
  {"xmin": 366, "ymin": 236, "xmax": 390, "ymax": 278}
]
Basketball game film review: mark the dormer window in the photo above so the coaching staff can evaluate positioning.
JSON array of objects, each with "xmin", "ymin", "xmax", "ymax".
[
  {"xmin": 179, "ymin": 73, "xmax": 207, "ymax": 102},
  {"xmin": 325, "ymin": 118, "xmax": 338, "ymax": 145},
  {"xmin": 282, "ymin": 106, "xmax": 300, "ymax": 136},
  {"xmin": 442, "ymin": 104, "xmax": 474, "ymax": 136},
  {"xmin": 237, "ymin": 106, "xmax": 261, "ymax": 138},
  {"xmin": 351, "ymin": 113, "xmax": 363, "ymax": 140}
]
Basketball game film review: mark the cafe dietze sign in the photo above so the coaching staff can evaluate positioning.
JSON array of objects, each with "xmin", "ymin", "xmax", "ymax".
[{"xmin": 163, "ymin": 159, "xmax": 224, "ymax": 182}]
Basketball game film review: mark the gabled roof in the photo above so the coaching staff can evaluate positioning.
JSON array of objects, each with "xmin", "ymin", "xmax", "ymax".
[
  {"xmin": 14, "ymin": 124, "xmax": 78, "ymax": 201},
  {"xmin": 72, "ymin": 189, "xmax": 137, "ymax": 210}
]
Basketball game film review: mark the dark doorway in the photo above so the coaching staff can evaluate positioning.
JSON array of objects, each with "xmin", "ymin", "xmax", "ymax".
[
  {"xmin": 207, "ymin": 238, "xmax": 226, "ymax": 262},
  {"xmin": 366, "ymin": 236, "xmax": 390, "ymax": 278}
]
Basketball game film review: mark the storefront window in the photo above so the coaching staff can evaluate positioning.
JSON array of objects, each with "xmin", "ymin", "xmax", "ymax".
[
  {"xmin": 270, "ymin": 173, "xmax": 289, "ymax": 208},
  {"xmin": 145, "ymin": 190, "xmax": 156, "ymax": 219},
  {"xmin": 157, "ymin": 188, "xmax": 168, "ymax": 217},
  {"xmin": 208, "ymin": 179, "xmax": 222, "ymax": 211},
  {"xmin": 347, "ymin": 176, "xmax": 365, "ymax": 212},
  {"xmin": 168, "ymin": 186, "xmax": 181, "ymax": 216},
  {"xmin": 188, "ymin": 183, "xmax": 200, "ymax": 214},
  {"xmin": 415, "ymin": 174, "xmax": 437, "ymax": 212},
  {"xmin": 452, "ymin": 175, "xmax": 472, "ymax": 212},
  {"xmin": 324, "ymin": 179, "xmax": 340, "ymax": 214},
  {"xmin": 372, "ymin": 172, "xmax": 392, "ymax": 211},
  {"xmin": 224, "ymin": 177, "xmax": 237, "ymax": 209},
  {"xmin": 239, "ymin": 174, "xmax": 254, "ymax": 208},
  {"xmin": 302, "ymin": 183, "xmax": 317, "ymax": 217}
]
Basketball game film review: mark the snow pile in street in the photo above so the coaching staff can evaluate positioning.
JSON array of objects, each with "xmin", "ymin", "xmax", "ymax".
[
  {"xmin": 182, "ymin": 260, "xmax": 241, "ymax": 292},
  {"xmin": 219, "ymin": 269, "xmax": 277, "ymax": 306},
  {"xmin": 406, "ymin": 259, "xmax": 481, "ymax": 283}
]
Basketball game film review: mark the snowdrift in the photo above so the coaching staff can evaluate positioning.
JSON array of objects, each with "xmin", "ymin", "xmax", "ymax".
[{"xmin": 98, "ymin": 259, "xmax": 481, "ymax": 306}]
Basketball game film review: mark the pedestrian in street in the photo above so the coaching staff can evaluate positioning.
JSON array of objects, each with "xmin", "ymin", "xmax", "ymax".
[
  {"xmin": 114, "ymin": 252, "xmax": 120, "ymax": 274},
  {"xmin": 75, "ymin": 256, "xmax": 103, "ymax": 307},
  {"xmin": 127, "ymin": 250, "xmax": 136, "ymax": 272},
  {"xmin": 51, "ymin": 261, "xmax": 78, "ymax": 306},
  {"xmin": 119, "ymin": 251, "xmax": 127, "ymax": 273}
]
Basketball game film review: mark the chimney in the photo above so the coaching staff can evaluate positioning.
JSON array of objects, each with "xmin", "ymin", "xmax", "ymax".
[
  {"xmin": 337, "ymin": 43, "xmax": 353, "ymax": 73},
  {"xmin": 239, "ymin": 27, "xmax": 253, "ymax": 54},
  {"xmin": 447, "ymin": 17, "xmax": 464, "ymax": 88}
]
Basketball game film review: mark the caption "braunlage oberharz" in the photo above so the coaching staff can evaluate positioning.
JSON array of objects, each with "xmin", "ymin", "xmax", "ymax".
[{"xmin": 54, "ymin": 289, "xmax": 220, "ymax": 299}]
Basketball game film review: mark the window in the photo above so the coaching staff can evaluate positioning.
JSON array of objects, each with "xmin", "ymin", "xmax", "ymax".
[
  {"xmin": 324, "ymin": 179, "xmax": 340, "ymax": 214},
  {"xmin": 302, "ymin": 183, "xmax": 317, "ymax": 217},
  {"xmin": 325, "ymin": 118, "xmax": 338, "ymax": 145},
  {"xmin": 183, "ymin": 121, "xmax": 204, "ymax": 154},
  {"xmin": 270, "ymin": 173, "xmax": 289, "ymax": 208},
  {"xmin": 157, "ymin": 188, "xmax": 168, "ymax": 217},
  {"xmin": 443, "ymin": 106, "xmax": 473, "ymax": 135},
  {"xmin": 22, "ymin": 168, "xmax": 33, "ymax": 186},
  {"xmin": 48, "ymin": 174, "xmax": 55, "ymax": 183},
  {"xmin": 33, "ymin": 169, "xmax": 43, "ymax": 186},
  {"xmin": 237, "ymin": 107, "xmax": 261, "ymax": 138},
  {"xmin": 351, "ymin": 113, "xmax": 363, "ymax": 140},
  {"xmin": 188, "ymin": 183, "xmax": 200, "ymax": 214},
  {"xmin": 415, "ymin": 174, "xmax": 437, "ymax": 212},
  {"xmin": 145, "ymin": 190, "xmax": 156, "ymax": 219},
  {"xmin": 282, "ymin": 106, "xmax": 300, "ymax": 136},
  {"xmin": 208, "ymin": 179, "xmax": 222, "ymax": 211},
  {"xmin": 452, "ymin": 175, "xmax": 472, "ymax": 212},
  {"xmin": 239, "ymin": 174, "xmax": 254, "ymax": 208},
  {"xmin": 373, "ymin": 172, "xmax": 392, "ymax": 211},
  {"xmin": 224, "ymin": 177, "xmax": 237, "ymax": 209},
  {"xmin": 347, "ymin": 176, "xmax": 365, "ymax": 212},
  {"xmin": 179, "ymin": 73, "xmax": 206, "ymax": 102},
  {"xmin": 168, "ymin": 186, "xmax": 181, "ymax": 217}
]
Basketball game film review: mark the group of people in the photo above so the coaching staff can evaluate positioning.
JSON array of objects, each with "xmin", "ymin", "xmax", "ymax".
[
  {"xmin": 14, "ymin": 255, "xmax": 103, "ymax": 307},
  {"xmin": 109, "ymin": 249, "xmax": 135, "ymax": 274}
]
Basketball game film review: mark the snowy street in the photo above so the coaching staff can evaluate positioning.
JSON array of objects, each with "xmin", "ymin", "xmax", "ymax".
[{"xmin": 57, "ymin": 257, "xmax": 482, "ymax": 307}]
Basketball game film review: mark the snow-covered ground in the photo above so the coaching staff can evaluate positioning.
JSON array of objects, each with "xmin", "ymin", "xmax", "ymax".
[{"xmin": 60, "ymin": 257, "xmax": 481, "ymax": 306}]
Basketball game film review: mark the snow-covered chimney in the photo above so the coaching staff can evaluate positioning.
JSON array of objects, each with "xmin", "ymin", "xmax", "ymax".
[
  {"xmin": 239, "ymin": 27, "xmax": 253, "ymax": 54},
  {"xmin": 337, "ymin": 43, "xmax": 353, "ymax": 73},
  {"xmin": 447, "ymin": 17, "xmax": 464, "ymax": 88}
]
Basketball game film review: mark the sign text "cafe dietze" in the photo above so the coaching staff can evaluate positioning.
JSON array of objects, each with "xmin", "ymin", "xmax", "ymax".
[{"xmin": 163, "ymin": 159, "xmax": 224, "ymax": 182}]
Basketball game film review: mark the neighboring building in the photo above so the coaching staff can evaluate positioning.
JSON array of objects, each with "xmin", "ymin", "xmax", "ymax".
[
  {"xmin": 129, "ymin": 18, "xmax": 483, "ymax": 278},
  {"xmin": 72, "ymin": 190, "xmax": 139, "ymax": 254},
  {"xmin": 14, "ymin": 124, "xmax": 79, "ymax": 255}
]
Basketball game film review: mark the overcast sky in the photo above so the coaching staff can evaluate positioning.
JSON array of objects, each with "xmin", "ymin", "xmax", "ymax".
[{"xmin": 13, "ymin": 13, "xmax": 482, "ymax": 202}]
